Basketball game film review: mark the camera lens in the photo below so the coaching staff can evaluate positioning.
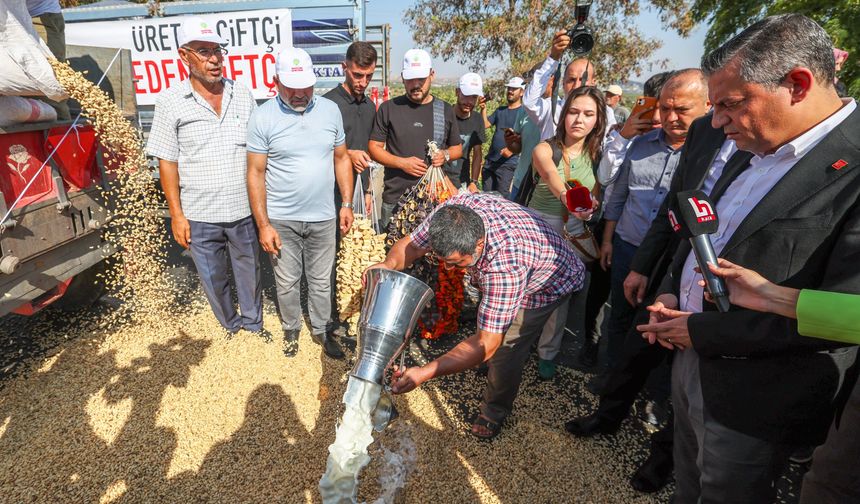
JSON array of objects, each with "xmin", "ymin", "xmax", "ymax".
[{"xmin": 570, "ymin": 27, "xmax": 594, "ymax": 56}]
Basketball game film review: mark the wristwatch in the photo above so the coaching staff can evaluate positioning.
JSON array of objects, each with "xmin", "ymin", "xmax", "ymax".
[
  {"xmin": 341, "ymin": 202, "xmax": 354, "ymax": 209},
  {"xmin": 443, "ymin": 149, "xmax": 450, "ymax": 163}
]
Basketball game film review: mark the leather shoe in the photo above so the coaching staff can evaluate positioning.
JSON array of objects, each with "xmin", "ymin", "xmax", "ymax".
[
  {"xmin": 283, "ymin": 329, "xmax": 300, "ymax": 357},
  {"xmin": 564, "ymin": 413, "xmax": 621, "ymax": 437},
  {"xmin": 311, "ymin": 332, "xmax": 345, "ymax": 360},
  {"xmin": 630, "ymin": 450, "xmax": 673, "ymax": 493},
  {"xmin": 578, "ymin": 333, "xmax": 599, "ymax": 367}
]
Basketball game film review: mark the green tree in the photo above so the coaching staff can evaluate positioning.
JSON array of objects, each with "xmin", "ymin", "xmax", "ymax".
[
  {"xmin": 403, "ymin": 0, "xmax": 695, "ymax": 85},
  {"xmin": 690, "ymin": 0, "xmax": 860, "ymax": 98}
]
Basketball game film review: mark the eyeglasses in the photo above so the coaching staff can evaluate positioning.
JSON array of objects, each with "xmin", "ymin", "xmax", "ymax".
[{"xmin": 182, "ymin": 46, "xmax": 228, "ymax": 59}]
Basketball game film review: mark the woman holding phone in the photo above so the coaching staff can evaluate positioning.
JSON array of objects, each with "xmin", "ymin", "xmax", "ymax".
[{"xmin": 526, "ymin": 86, "xmax": 607, "ymax": 378}]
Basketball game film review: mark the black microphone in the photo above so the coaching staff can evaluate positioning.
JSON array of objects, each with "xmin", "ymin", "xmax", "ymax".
[{"xmin": 668, "ymin": 190, "xmax": 731, "ymax": 312}]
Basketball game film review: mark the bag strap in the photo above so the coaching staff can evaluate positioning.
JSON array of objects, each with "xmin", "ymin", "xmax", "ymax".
[
  {"xmin": 531, "ymin": 140, "xmax": 565, "ymax": 184},
  {"xmin": 432, "ymin": 98, "xmax": 445, "ymax": 146}
]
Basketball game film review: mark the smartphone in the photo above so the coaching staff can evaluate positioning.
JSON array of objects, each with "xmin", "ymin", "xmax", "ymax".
[{"xmin": 630, "ymin": 96, "xmax": 658, "ymax": 122}]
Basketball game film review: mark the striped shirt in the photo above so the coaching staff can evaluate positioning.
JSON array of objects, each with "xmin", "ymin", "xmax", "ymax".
[
  {"xmin": 411, "ymin": 193, "xmax": 585, "ymax": 334},
  {"xmin": 146, "ymin": 78, "xmax": 256, "ymax": 223}
]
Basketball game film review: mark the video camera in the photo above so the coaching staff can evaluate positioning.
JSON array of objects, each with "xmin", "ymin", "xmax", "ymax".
[{"xmin": 567, "ymin": 0, "xmax": 594, "ymax": 57}]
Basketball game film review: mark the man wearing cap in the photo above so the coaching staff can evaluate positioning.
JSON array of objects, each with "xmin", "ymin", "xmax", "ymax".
[
  {"xmin": 605, "ymin": 84, "xmax": 629, "ymax": 124},
  {"xmin": 368, "ymin": 48, "xmax": 463, "ymax": 227},
  {"xmin": 246, "ymin": 47, "xmax": 354, "ymax": 359},
  {"xmin": 482, "ymin": 77, "xmax": 525, "ymax": 199},
  {"xmin": 147, "ymin": 17, "xmax": 263, "ymax": 339},
  {"xmin": 451, "ymin": 72, "xmax": 487, "ymax": 193}
]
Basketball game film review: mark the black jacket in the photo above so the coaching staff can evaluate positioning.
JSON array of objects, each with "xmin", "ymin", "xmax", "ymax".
[{"xmin": 658, "ymin": 106, "xmax": 860, "ymax": 445}]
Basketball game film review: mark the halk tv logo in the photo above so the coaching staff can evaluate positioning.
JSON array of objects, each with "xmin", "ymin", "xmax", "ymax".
[{"xmin": 688, "ymin": 196, "xmax": 716, "ymax": 223}]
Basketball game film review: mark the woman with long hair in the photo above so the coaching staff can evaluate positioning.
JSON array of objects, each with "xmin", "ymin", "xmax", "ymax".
[{"xmin": 527, "ymin": 85, "xmax": 607, "ymax": 379}]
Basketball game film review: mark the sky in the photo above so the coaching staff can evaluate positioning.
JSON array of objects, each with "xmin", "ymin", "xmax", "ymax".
[{"xmin": 296, "ymin": 0, "xmax": 709, "ymax": 83}]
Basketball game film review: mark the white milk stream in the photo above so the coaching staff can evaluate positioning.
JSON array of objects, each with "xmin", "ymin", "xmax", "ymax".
[{"xmin": 319, "ymin": 376, "xmax": 383, "ymax": 503}]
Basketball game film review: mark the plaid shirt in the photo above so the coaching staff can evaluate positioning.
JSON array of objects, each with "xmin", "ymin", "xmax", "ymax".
[
  {"xmin": 146, "ymin": 78, "xmax": 256, "ymax": 223},
  {"xmin": 411, "ymin": 193, "xmax": 585, "ymax": 334}
]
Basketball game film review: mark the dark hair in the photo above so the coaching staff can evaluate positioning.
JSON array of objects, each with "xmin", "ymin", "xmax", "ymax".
[
  {"xmin": 428, "ymin": 205, "xmax": 485, "ymax": 257},
  {"xmin": 643, "ymin": 71, "xmax": 674, "ymax": 98},
  {"xmin": 553, "ymin": 86, "xmax": 607, "ymax": 164},
  {"xmin": 701, "ymin": 14, "xmax": 835, "ymax": 88},
  {"xmin": 345, "ymin": 41, "xmax": 378, "ymax": 67}
]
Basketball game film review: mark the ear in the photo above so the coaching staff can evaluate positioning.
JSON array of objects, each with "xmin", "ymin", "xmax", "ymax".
[
  {"xmin": 341, "ymin": 61, "xmax": 347, "ymax": 72},
  {"xmin": 785, "ymin": 67, "xmax": 815, "ymax": 104},
  {"xmin": 178, "ymin": 47, "xmax": 191, "ymax": 67}
]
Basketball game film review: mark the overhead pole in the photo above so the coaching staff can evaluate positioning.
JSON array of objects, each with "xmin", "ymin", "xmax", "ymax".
[{"xmin": 354, "ymin": 0, "xmax": 366, "ymax": 41}]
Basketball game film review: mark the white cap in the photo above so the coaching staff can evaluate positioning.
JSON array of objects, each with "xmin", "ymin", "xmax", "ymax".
[
  {"xmin": 275, "ymin": 46, "xmax": 317, "ymax": 88},
  {"xmin": 401, "ymin": 49, "xmax": 432, "ymax": 79},
  {"xmin": 178, "ymin": 16, "xmax": 227, "ymax": 47},
  {"xmin": 505, "ymin": 77, "xmax": 525, "ymax": 89},
  {"xmin": 605, "ymin": 84, "xmax": 624, "ymax": 96},
  {"xmin": 458, "ymin": 72, "xmax": 484, "ymax": 97}
]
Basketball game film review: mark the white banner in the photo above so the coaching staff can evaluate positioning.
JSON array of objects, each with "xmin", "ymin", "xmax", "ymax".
[{"xmin": 65, "ymin": 10, "xmax": 293, "ymax": 105}]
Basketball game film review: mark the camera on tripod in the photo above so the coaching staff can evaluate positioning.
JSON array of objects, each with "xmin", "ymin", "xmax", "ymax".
[{"xmin": 566, "ymin": 0, "xmax": 594, "ymax": 56}]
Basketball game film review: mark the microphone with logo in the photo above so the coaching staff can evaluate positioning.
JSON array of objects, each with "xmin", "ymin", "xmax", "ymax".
[{"xmin": 668, "ymin": 190, "xmax": 731, "ymax": 312}]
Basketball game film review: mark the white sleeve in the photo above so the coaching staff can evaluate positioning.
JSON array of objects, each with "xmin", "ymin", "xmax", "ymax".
[
  {"xmin": 597, "ymin": 129, "xmax": 632, "ymax": 185},
  {"xmin": 522, "ymin": 55, "xmax": 559, "ymax": 133}
]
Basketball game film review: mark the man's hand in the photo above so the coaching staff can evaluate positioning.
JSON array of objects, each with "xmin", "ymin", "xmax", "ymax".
[
  {"xmin": 348, "ymin": 149, "xmax": 371, "ymax": 173},
  {"xmin": 362, "ymin": 261, "xmax": 392, "ymax": 286},
  {"xmin": 467, "ymin": 182, "xmax": 479, "ymax": 193},
  {"xmin": 619, "ymin": 107, "xmax": 658, "ymax": 140},
  {"xmin": 549, "ymin": 30, "xmax": 570, "ymax": 60},
  {"xmin": 478, "ymin": 96, "xmax": 487, "ymax": 112},
  {"xmin": 599, "ymin": 240, "xmax": 612, "ymax": 271},
  {"xmin": 170, "ymin": 214, "xmax": 191, "ymax": 249},
  {"xmin": 500, "ymin": 147, "xmax": 514, "ymax": 158},
  {"xmin": 623, "ymin": 271, "xmax": 649, "ymax": 307},
  {"xmin": 339, "ymin": 207, "xmax": 354, "ymax": 234},
  {"xmin": 400, "ymin": 156, "xmax": 428, "ymax": 177},
  {"xmin": 430, "ymin": 150, "xmax": 446, "ymax": 168},
  {"xmin": 258, "ymin": 224, "xmax": 282, "ymax": 254},
  {"xmin": 637, "ymin": 293, "xmax": 694, "ymax": 350},
  {"xmin": 503, "ymin": 128, "xmax": 521, "ymax": 146},
  {"xmin": 390, "ymin": 365, "xmax": 430, "ymax": 394}
]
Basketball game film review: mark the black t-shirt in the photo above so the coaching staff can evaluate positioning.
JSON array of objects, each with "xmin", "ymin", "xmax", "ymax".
[
  {"xmin": 370, "ymin": 95, "xmax": 462, "ymax": 204},
  {"xmin": 323, "ymin": 84, "xmax": 375, "ymax": 194},
  {"xmin": 451, "ymin": 112, "xmax": 486, "ymax": 183}
]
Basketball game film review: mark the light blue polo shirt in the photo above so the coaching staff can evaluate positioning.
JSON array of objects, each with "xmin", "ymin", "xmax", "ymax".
[{"xmin": 247, "ymin": 95, "xmax": 345, "ymax": 221}]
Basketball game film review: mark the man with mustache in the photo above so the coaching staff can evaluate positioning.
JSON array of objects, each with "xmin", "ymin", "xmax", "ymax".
[
  {"xmin": 147, "ymin": 17, "xmax": 262, "ymax": 339},
  {"xmin": 246, "ymin": 47, "xmax": 354, "ymax": 359},
  {"xmin": 368, "ymin": 48, "xmax": 463, "ymax": 227},
  {"xmin": 451, "ymin": 72, "xmax": 487, "ymax": 193}
]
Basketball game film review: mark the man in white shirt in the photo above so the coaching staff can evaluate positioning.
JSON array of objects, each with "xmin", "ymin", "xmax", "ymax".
[{"xmin": 638, "ymin": 14, "xmax": 860, "ymax": 504}]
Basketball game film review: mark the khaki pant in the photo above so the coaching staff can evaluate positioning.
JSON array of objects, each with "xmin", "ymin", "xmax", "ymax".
[
  {"xmin": 32, "ymin": 12, "xmax": 70, "ymax": 120},
  {"xmin": 479, "ymin": 294, "xmax": 572, "ymax": 424}
]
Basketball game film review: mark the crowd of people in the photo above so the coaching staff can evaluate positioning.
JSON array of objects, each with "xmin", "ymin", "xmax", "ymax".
[{"xmin": 147, "ymin": 13, "xmax": 858, "ymax": 504}]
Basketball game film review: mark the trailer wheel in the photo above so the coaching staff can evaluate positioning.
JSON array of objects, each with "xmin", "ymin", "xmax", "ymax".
[{"xmin": 54, "ymin": 261, "xmax": 108, "ymax": 311}]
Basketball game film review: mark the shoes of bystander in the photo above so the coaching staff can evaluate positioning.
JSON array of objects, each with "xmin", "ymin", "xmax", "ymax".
[
  {"xmin": 283, "ymin": 329, "xmax": 300, "ymax": 357},
  {"xmin": 312, "ymin": 331, "xmax": 346, "ymax": 360},
  {"xmin": 538, "ymin": 359, "xmax": 557, "ymax": 380},
  {"xmin": 564, "ymin": 413, "xmax": 621, "ymax": 437}
]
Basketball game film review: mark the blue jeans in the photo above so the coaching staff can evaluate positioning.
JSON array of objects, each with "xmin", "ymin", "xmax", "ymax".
[
  {"xmin": 606, "ymin": 233, "xmax": 639, "ymax": 369},
  {"xmin": 482, "ymin": 160, "xmax": 517, "ymax": 200},
  {"xmin": 188, "ymin": 216, "xmax": 263, "ymax": 332}
]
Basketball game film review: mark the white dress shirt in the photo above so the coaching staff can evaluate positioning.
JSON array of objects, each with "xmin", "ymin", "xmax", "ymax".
[
  {"xmin": 523, "ymin": 55, "xmax": 616, "ymax": 142},
  {"xmin": 679, "ymin": 99, "xmax": 857, "ymax": 312}
]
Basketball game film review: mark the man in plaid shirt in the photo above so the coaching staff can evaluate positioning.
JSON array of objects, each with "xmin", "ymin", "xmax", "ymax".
[{"xmin": 371, "ymin": 192, "xmax": 585, "ymax": 439}]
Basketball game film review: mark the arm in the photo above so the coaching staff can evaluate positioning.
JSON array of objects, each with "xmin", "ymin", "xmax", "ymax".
[
  {"xmin": 368, "ymin": 140, "xmax": 428, "ymax": 177},
  {"xmin": 334, "ymin": 143, "xmax": 354, "ymax": 233},
  {"xmin": 522, "ymin": 55, "xmax": 558, "ymax": 127},
  {"xmin": 532, "ymin": 143, "xmax": 566, "ymax": 200},
  {"xmin": 378, "ymin": 234, "xmax": 429, "ymax": 272},
  {"xmin": 247, "ymin": 151, "xmax": 281, "ymax": 254},
  {"xmin": 158, "ymin": 160, "xmax": 190, "ymax": 248},
  {"xmin": 470, "ymin": 144, "xmax": 483, "ymax": 182},
  {"xmin": 597, "ymin": 130, "xmax": 632, "ymax": 185}
]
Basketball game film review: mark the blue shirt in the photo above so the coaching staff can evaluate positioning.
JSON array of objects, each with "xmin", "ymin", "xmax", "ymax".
[
  {"xmin": 247, "ymin": 95, "xmax": 345, "ymax": 221},
  {"xmin": 487, "ymin": 105, "xmax": 521, "ymax": 165},
  {"xmin": 604, "ymin": 129, "xmax": 681, "ymax": 246}
]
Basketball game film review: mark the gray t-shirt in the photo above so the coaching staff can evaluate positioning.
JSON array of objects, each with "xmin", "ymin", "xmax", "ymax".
[{"xmin": 247, "ymin": 95, "xmax": 345, "ymax": 221}]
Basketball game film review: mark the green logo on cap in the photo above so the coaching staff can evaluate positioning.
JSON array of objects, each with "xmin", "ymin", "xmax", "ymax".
[
  {"xmin": 412, "ymin": 54, "xmax": 421, "ymax": 62},
  {"xmin": 200, "ymin": 22, "xmax": 208, "ymax": 28},
  {"xmin": 293, "ymin": 58, "xmax": 300, "ymax": 65}
]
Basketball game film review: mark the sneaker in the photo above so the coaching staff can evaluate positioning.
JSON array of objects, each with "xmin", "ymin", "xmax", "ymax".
[
  {"xmin": 283, "ymin": 329, "xmax": 300, "ymax": 357},
  {"xmin": 538, "ymin": 359, "xmax": 557, "ymax": 380},
  {"xmin": 311, "ymin": 332, "xmax": 345, "ymax": 360}
]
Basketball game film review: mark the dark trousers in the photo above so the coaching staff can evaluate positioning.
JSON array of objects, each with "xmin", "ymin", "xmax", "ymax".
[
  {"xmin": 482, "ymin": 160, "xmax": 517, "ymax": 200},
  {"xmin": 606, "ymin": 234, "xmax": 639, "ymax": 369},
  {"xmin": 581, "ymin": 220, "xmax": 612, "ymax": 338},
  {"xmin": 481, "ymin": 295, "xmax": 571, "ymax": 423},
  {"xmin": 188, "ymin": 216, "xmax": 263, "ymax": 332}
]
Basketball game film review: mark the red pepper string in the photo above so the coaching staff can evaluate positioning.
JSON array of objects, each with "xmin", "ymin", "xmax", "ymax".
[{"xmin": 418, "ymin": 261, "xmax": 465, "ymax": 340}]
